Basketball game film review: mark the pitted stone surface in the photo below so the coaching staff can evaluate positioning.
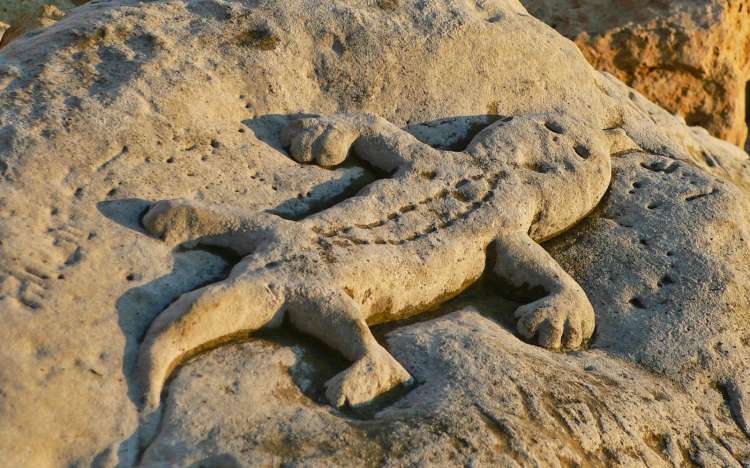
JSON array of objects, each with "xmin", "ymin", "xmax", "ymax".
[
  {"xmin": 136, "ymin": 111, "xmax": 632, "ymax": 426},
  {"xmin": 0, "ymin": 0, "xmax": 749, "ymax": 466},
  {"xmin": 141, "ymin": 310, "xmax": 750, "ymax": 466}
]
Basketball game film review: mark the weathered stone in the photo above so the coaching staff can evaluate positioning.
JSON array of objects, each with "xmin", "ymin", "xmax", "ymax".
[
  {"xmin": 522, "ymin": 0, "xmax": 750, "ymax": 149},
  {"xmin": 0, "ymin": 1, "xmax": 749, "ymax": 466},
  {"xmin": 142, "ymin": 308, "xmax": 750, "ymax": 466}
]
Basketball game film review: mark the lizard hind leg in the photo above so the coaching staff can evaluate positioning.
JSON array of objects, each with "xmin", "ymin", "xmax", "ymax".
[
  {"xmin": 286, "ymin": 285, "xmax": 413, "ymax": 408},
  {"xmin": 493, "ymin": 231, "xmax": 596, "ymax": 350},
  {"xmin": 136, "ymin": 268, "xmax": 286, "ymax": 413}
]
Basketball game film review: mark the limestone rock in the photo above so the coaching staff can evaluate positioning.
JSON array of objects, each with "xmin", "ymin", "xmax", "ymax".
[
  {"xmin": 522, "ymin": 0, "xmax": 750, "ymax": 149},
  {"xmin": 141, "ymin": 150, "xmax": 750, "ymax": 466},
  {"xmin": 548, "ymin": 151, "xmax": 750, "ymax": 407},
  {"xmin": 0, "ymin": 0, "xmax": 749, "ymax": 466},
  {"xmin": 142, "ymin": 308, "xmax": 749, "ymax": 466}
]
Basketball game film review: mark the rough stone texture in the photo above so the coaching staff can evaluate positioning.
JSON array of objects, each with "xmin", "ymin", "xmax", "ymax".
[
  {"xmin": 135, "ymin": 110, "xmax": 631, "ymax": 420},
  {"xmin": 548, "ymin": 152, "xmax": 750, "ymax": 384},
  {"xmin": 0, "ymin": 0, "xmax": 749, "ymax": 466},
  {"xmin": 522, "ymin": 0, "xmax": 750, "ymax": 150},
  {"xmin": 0, "ymin": 0, "xmax": 89, "ymax": 48},
  {"xmin": 142, "ymin": 308, "xmax": 750, "ymax": 466}
]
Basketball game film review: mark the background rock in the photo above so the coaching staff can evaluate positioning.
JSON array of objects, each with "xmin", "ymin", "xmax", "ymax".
[
  {"xmin": 522, "ymin": 0, "xmax": 750, "ymax": 150},
  {"xmin": 0, "ymin": 0, "xmax": 749, "ymax": 466},
  {"xmin": 0, "ymin": 0, "xmax": 89, "ymax": 48}
]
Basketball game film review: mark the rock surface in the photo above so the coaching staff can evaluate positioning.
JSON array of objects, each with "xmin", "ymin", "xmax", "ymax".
[
  {"xmin": 522, "ymin": 0, "xmax": 750, "ymax": 150},
  {"xmin": 0, "ymin": 0, "xmax": 749, "ymax": 466},
  {"xmin": 143, "ymin": 308, "xmax": 750, "ymax": 466},
  {"xmin": 140, "ymin": 128, "xmax": 750, "ymax": 467}
]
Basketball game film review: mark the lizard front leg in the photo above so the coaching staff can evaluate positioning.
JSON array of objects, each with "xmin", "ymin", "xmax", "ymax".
[
  {"xmin": 282, "ymin": 113, "xmax": 439, "ymax": 227},
  {"xmin": 142, "ymin": 199, "xmax": 284, "ymax": 256},
  {"xmin": 282, "ymin": 113, "xmax": 434, "ymax": 172},
  {"xmin": 493, "ymin": 231, "xmax": 596, "ymax": 350}
]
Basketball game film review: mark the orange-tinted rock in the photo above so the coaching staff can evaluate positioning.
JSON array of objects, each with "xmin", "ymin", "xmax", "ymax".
[{"xmin": 523, "ymin": 0, "xmax": 750, "ymax": 149}]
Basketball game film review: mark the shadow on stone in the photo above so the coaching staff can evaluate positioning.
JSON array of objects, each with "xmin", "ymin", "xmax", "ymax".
[
  {"xmin": 96, "ymin": 197, "xmax": 236, "ymax": 465},
  {"xmin": 96, "ymin": 197, "xmax": 151, "ymax": 234}
]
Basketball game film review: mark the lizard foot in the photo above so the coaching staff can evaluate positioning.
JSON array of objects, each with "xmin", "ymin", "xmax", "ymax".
[
  {"xmin": 514, "ymin": 290, "xmax": 595, "ymax": 350},
  {"xmin": 142, "ymin": 198, "xmax": 241, "ymax": 246},
  {"xmin": 281, "ymin": 115, "xmax": 359, "ymax": 167},
  {"xmin": 325, "ymin": 346, "xmax": 413, "ymax": 408},
  {"xmin": 142, "ymin": 198, "xmax": 200, "ymax": 243}
]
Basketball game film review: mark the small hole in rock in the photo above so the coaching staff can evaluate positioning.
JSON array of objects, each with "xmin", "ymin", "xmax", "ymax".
[
  {"xmin": 126, "ymin": 274, "xmax": 137, "ymax": 281},
  {"xmin": 332, "ymin": 38, "xmax": 345, "ymax": 55},
  {"xmin": 238, "ymin": 28, "xmax": 280, "ymax": 50},
  {"xmin": 574, "ymin": 144, "xmax": 591, "ymax": 159},
  {"xmin": 166, "ymin": 157, "xmax": 175, "ymax": 164},
  {"xmin": 545, "ymin": 121, "xmax": 564, "ymax": 134},
  {"xmin": 526, "ymin": 162, "xmax": 552, "ymax": 174},
  {"xmin": 647, "ymin": 201, "xmax": 660, "ymax": 209},
  {"xmin": 660, "ymin": 274, "xmax": 675, "ymax": 285},
  {"xmin": 377, "ymin": 0, "xmax": 399, "ymax": 10},
  {"xmin": 629, "ymin": 297, "xmax": 647, "ymax": 309}
]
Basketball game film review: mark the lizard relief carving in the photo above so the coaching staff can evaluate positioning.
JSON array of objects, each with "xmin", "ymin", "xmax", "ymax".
[{"xmin": 137, "ymin": 112, "xmax": 637, "ymax": 411}]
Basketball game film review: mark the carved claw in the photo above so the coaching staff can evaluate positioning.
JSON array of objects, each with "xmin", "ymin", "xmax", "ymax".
[
  {"xmin": 514, "ymin": 291, "xmax": 595, "ymax": 350},
  {"xmin": 281, "ymin": 115, "xmax": 359, "ymax": 168},
  {"xmin": 324, "ymin": 347, "xmax": 413, "ymax": 408}
]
